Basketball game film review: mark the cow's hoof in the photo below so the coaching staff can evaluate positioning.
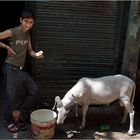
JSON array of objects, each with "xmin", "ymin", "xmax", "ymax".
[
  {"xmin": 79, "ymin": 125, "xmax": 84, "ymax": 130},
  {"xmin": 127, "ymin": 131, "xmax": 136, "ymax": 136}
]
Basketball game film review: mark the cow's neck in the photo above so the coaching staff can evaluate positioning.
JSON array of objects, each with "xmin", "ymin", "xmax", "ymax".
[{"xmin": 62, "ymin": 93, "xmax": 76, "ymax": 110}]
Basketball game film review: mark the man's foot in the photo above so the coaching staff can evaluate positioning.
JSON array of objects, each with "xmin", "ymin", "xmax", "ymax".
[
  {"xmin": 4, "ymin": 121, "xmax": 28, "ymax": 133},
  {"xmin": 12, "ymin": 110, "xmax": 21, "ymax": 122},
  {"xmin": 4, "ymin": 121, "xmax": 18, "ymax": 133},
  {"xmin": 16, "ymin": 121, "xmax": 28, "ymax": 131}
]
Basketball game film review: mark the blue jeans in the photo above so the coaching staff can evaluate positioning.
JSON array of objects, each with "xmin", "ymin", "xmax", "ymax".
[{"xmin": 2, "ymin": 63, "xmax": 39, "ymax": 123}]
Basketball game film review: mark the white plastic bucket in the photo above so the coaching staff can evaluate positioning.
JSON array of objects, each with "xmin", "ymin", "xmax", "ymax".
[{"xmin": 30, "ymin": 109, "xmax": 57, "ymax": 139}]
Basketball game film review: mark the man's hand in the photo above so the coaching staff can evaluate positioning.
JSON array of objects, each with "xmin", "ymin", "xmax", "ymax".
[
  {"xmin": 35, "ymin": 50, "xmax": 44, "ymax": 59},
  {"xmin": 7, "ymin": 46, "xmax": 16, "ymax": 56}
]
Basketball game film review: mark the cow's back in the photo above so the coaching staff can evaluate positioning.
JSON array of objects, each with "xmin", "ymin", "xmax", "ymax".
[{"xmin": 71, "ymin": 74, "xmax": 135, "ymax": 105}]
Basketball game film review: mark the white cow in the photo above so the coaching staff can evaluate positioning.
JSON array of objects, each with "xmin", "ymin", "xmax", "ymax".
[{"xmin": 52, "ymin": 74, "xmax": 135, "ymax": 136}]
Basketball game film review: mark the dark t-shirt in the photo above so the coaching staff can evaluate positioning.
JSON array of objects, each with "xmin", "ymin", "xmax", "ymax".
[{"xmin": 5, "ymin": 26, "xmax": 29, "ymax": 67}]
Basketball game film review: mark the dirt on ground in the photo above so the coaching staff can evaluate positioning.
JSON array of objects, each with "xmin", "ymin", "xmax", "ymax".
[
  {"xmin": 0, "ymin": 102, "xmax": 140, "ymax": 139},
  {"xmin": 53, "ymin": 103, "xmax": 140, "ymax": 139}
]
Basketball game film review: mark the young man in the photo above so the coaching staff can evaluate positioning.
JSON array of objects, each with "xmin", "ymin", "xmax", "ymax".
[{"xmin": 0, "ymin": 10, "xmax": 44, "ymax": 133}]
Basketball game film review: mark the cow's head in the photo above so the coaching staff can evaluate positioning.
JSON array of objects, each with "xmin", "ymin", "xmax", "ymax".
[{"xmin": 52, "ymin": 96, "xmax": 69, "ymax": 124}]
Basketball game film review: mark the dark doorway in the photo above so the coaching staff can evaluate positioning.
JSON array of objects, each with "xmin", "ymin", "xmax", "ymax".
[
  {"xmin": 135, "ymin": 52, "xmax": 140, "ymax": 108},
  {"xmin": 0, "ymin": 1, "xmax": 25, "ymax": 103},
  {"xmin": 0, "ymin": 1, "xmax": 25, "ymax": 69}
]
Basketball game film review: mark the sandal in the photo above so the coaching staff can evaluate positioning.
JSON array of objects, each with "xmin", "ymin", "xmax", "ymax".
[
  {"xmin": 5, "ymin": 121, "xmax": 28, "ymax": 133},
  {"xmin": 16, "ymin": 122, "xmax": 28, "ymax": 131},
  {"xmin": 5, "ymin": 122, "xmax": 19, "ymax": 133}
]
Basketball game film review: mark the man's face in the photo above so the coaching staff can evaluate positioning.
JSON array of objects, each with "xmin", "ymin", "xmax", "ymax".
[{"xmin": 20, "ymin": 18, "xmax": 34, "ymax": 32}]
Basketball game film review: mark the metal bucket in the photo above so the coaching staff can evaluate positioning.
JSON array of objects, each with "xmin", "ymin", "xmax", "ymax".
[{"xmin": 30, "ymin": 109, "xmax": 57, "ymax": 139}]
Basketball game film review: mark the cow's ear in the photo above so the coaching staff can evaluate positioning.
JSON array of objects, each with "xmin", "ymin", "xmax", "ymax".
[
  {"xmin": 55, "ymin": 96, "xmax": 61, "ymax": 103},
  {"xmin": 52, "ymin": 96, "xmax": 61, "ymax": 110},
  {"xmin": 53, "ymin": 96, "xmax": 63, "ymax": 109}
]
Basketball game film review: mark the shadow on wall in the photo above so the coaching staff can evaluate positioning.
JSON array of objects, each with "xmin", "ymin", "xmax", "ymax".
[
  {"xmin": 0, "ymin": 48, "xmax": 6, "ymax": 105},
  {"xmin": 0, "ymin": 1, "xmax": 25, "ymax": 105}
]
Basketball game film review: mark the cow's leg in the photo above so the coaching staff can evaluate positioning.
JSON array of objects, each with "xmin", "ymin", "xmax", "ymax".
[
  {"xmin": 79, "ymin": 104, "xmax": 88, "ymax": 129},
  {"xmin": 128, "ymin": 110, "xmax": 135, "ymax": 136},
  {"xmin": 121, "ymin": 109, "xmax": 128, "ymax": 124},
  {"xmin": 122, "ymin": 100, "xmax": 135, "ymax": 136}
]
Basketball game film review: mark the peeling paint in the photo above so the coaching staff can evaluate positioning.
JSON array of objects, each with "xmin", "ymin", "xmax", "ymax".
[
  {"xmin": 128, "ymin": 23, "xmax": 140, "ymax": 39},
  {"xmin": 121, "ymin": 1, "xmax": 140, "ymax": 80}
]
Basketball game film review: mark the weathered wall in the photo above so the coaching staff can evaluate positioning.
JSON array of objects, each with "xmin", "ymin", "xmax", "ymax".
[{"xmin": 121, "ymin": 1, "xmax": 140, "ymax": 81}]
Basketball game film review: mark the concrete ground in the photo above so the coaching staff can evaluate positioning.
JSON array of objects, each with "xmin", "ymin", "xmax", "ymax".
[{"xmin": 0, "ymin": 103, "xmax": 140, "ymax": 139}]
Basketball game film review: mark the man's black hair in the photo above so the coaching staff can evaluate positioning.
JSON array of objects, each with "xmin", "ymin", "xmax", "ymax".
[{"xmin": 21, "ymin": 10, "xmax": 35, "ymax": 21}]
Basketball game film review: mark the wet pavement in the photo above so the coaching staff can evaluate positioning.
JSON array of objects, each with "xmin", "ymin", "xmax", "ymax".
[{"xmin": 0, "ymin": 103, "xmax": 140, "ymax": 139}]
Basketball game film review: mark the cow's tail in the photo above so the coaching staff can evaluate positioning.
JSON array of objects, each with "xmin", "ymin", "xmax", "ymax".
[{"xmin": 131, "ymin": 82, "xmax": 136, "ymax": 109}]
